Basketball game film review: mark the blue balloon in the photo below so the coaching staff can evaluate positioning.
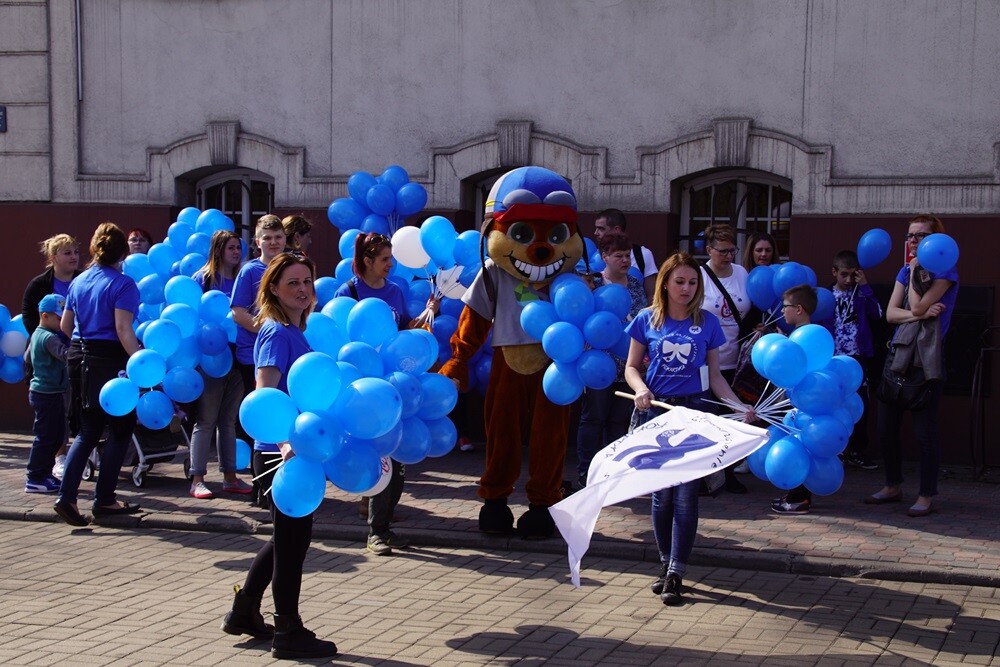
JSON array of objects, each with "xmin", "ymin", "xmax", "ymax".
[
  {"xmin": 917, "ymin": 233, "xmax": 959, "ymax": 273},
  {"xmin": 347, "ymin": 171, "xmax": 378, "ymax": 205},
  {"xmin": 240, "ymin": 388, "xmax": 298, "ymax": 444},
  {"xmin": 196, "ymin": 322, "xmax": 228, "ymax": 356},
  {"xmin": 417, "ymin": 372, "xmax": 458, "ymax": 420},
  {"xmin": 222, "ymin": 314, "xmax": 237, "ymax": 343},
  {"xmin": 199, "ymin": 290, "xmax": 231, "ymax": 323},
  {"xmin": 409, "ymin": 279, "xmax": 432, "ymax": 303},
  {"xmin": 453, "ymin": 230, "xmax": 482, "ymax": 267},
  {"xmin": 772, "ymin": 262, "xmax": 809, "ymax": 296},
  {"xmin": 825, "ymin": 355, "xmax": 863, "ymax": 393},
  {"xmin": 588, "ymin": 251, "xmax": 606, "ymax": 272},
  {"xmin": 593, "ymin": 283, "xmax": 630, "ymax": 320},
  {"xmin": 235, "ymin": 439, "xmax": 251, "ymax": 470},
  {"xmin": 138, "ymin": 273, "xmax": 167, "ymax": 305},
  {"xmin": 186, "ymin": 232, "xmax": 211, "ymax": 258},
  {"xmin": 425, "ymin": 417, "xmax": 458, "ymax": 457},
  {"xmin": 760, "ymin": 337, "xmax": 809, "ymax": 388},
  {"xmin": 440, "ymin": 297, "xmax": 464, "ymax": 320},
  {"xmin": 200, "ymin": 349, "xmax": 233, "ymax": 378},
  {"xmin": 322, "ymin": 296, "xmax": 356, "ymax": 332},
  {"xmin": 334, "ymin": 378, "xmax": 402, "ymax": 439},
  {"xmin": 542, "ymin": 361, "xmax": 583, "ymax": 405},
  {"xmin": 788, "ymin": 324, "xmax": 834, "ymax": 373},
  {"xmin": 393, "ymin": 417, "xmax": 432, "ymax": 464},
  {"xmin": 0, "ymin": 304, "xmax": 10, "ymax": 330},
  {"xmin": 327, "ymin": 197, "xmax": 366, "ymax": 231},
  {"xmin": 303, "ymin": 312, "xmax": 349, "ymax": 359},
  {"xmin": 800, "ymin": 414, "xmax": 850, "ymax": 457},
  {"xmin": 148, "ymin": 243, "xmax": 181, "ymax": 277},
  {"xmin": 361, "ymin": 214, "xmax": 390, "ymax": 235},
  {"xmin": 339, "ymin": 229, "xmax": 362, "ymax": 259},
  {"xmin": 764, "ymin": 435, "xmax": 811, "ymax": 490},
  {"xmin": 747, "ymin": 265, "xmax": 777, "ymax": 311},
  {"xmin": 126, "ymin": 349, "xmax": 167, "ymax": 389},
  {"xmin": 542, "ymin": 321, "xmax": 585, "ymax": 363},
  {"xmin": 553, "ymin": 278, "xmax": 595, "ymax": 328},
  {"xmin": 179, "ymin": 253, "xmax": 206, "ymax": 277},
  {"xmin": 347, "ymin": 298, "xmax": 397, "ymax": 348},
  {"xmin": 271, "ymin": 457, "xmax": 327, "ymax": 518},
  {"xmin": 857, "ymin": 228, "xmax": 892, "ymax": 269},
  {"xmin": 289, "ymin": 411, "xmax": 343, "ymax": 463},
  {"xmin": 314, "ymin": 277, "xmax": 339, "ymax": 309},
  {"xmin": 844, "ymin": 391, "xmax": 864, "ymax": 424},
  {"xmin": 338, "ymin": 341, "xmax": 384, "ymax": 378},
  {"xmin": 323, "ymin": 440, "xmax": 380, "ymax": 493},
  {"xmin": 100, "ymin": 376, "xmax": 139, "ymax": 416},
  {"xmin": 135, "ymin": 320, "xmax": 151, "ymax": 340},
  {"xmin": 748, "ymin": 426, "xmax": 785, "ymax": 481},
  {"xmin": 196, "ymin": 209, "xmax": 234, "ymax": 235},
  {"xmin": 576, "ymin": 349, "xmax": 616, "ymax": 389},
  {"xmin": 804, "ymin": 455, "xmax": 845, "ymax": 496},
  {"xmin": 789, "ymin": 371, "xmax": 841, "ymax": 415},
  {"xmin": 751, "ymin": 333, "xmax": 785, "ymax": 371},
  {"xmin": 459, "ymin": 264, "xmax": 480, "ymax": 287},
  {"xmin": 287, "ymin": 351, "xmax": 342, "ymax": 413},
  {"xmin": 336, "ymin": 361, "xmax": 363, "ymax": 386},
  {"xmin": 520, "ymin": 301, "xmax": 558, "ymax": 342},
  {"xmin": 431, "ymin": 315, "xmax": 458, "ymax": 346},
  {"xmin": 395, "ymin": 182, "xmax": 428, "ymax": 217},
  {"xmin": 610, "ymin": 329, "xmax": 631, "ymax": 360},
  {"xmin": 627, "ymin": 266, "xmax": 642, "ymax": 281},
  {"xmin": 802, "ymin": 265, "xmax": 818, "ymax": 288},
  {"xmin": 177, "ymin": 207, "xmax": 201, "ymax": 225},
  {"xmin": 0, "ymin": 355, "xmax": 23, "ymax": 383},
  {"xmin": 161, "ymin": 303, "xmax": 199, "ymax": 338},
  {"xmin": 366, "ymin": 184, "xmax": 395, "ymax": 216},
  {"xmin": 136, "ymin": 390, "xmax": 173, "ymax": 429},
  {"xmin": 814, "ymin": 287, "xmax": 835, "ymax": 322},
  {"xmin": 379, "ymin": 165, "xmax": 410, "ymax": 192},
  {"xmin": 162, "ymin": 366, "xmax": 204, "ymax": 403},
  {"xmin": 164, "ymin": 276, "xmax": 202, "ymax": 309},
  {"xmin": 167, "ymin": 222, "xmax": 194, "ymax": 250},
  {"xmin": 8, "ymin": 315, "xmax": 28, "ymax": 337},
  {"xmin": 584, "ymin": 237, "xmax": 597, "ymax": 257},
  {"xmin": 420, "ymin": 216, "xmax": 458, "ymax": 268},
  {"xmin": 123, "ymin": 253, "xmax": 154, "ymax": 282},
  {"xmin": 583, "ymin": 311, "xmax": 623, "ymax": 350},
  {"xmin": 472, "ymin": 353, "xmax": 493, "ymax": 392},
  {"xmin": 143, "ymin": 319, "xmax": 182, "ymax": 357},
  {"xmin": 381, "ymin": 331, "xmax": 435, "ymax": 375},
  {"xmin": 385, "ymin": 371, "xmax": 424, "ymax": 418},
  {"xmin": 347, "ymin": 422, "xmax": 403, "ymax": 458}
]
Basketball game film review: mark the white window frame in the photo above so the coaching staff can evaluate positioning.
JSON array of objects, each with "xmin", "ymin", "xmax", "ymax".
[{"xmin": 196, "ymin": 169, "xmax": 274, "ymax": 246}]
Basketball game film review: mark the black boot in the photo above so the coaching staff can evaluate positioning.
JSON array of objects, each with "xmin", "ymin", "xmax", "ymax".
[
  {"xmin": 661, "ymin": 574, "xmax": 683, "ymax": 606},
  {"xmin": 479, "ymin": 498, "xmax": 514, "ymax": 534},
  {"xmin": 271, "ymin": 614, "xmax": 337, "ymax": 660},
  {"xmin": 220, "ymin": 585, "xmax": 273, "ymax": 639},
  {"xmin": 650, "ymin": 564, "xmax": 668, "ymax": 596},
  {"xmin": 516, "ymin": 504, "xmax": 555, "ymax": 540}
]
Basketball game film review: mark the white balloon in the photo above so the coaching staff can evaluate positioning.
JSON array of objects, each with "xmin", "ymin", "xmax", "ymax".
[
  {"xmin": 391, "ymin": 226, "xmax": 430, "ymax": 269},
  {"xmin": 1, "ymin": 331, "xmax": 28, "ymax": 357},
  {"xmin": 356, "ymin": 456, "xmax": 392, "ymax": 496}
]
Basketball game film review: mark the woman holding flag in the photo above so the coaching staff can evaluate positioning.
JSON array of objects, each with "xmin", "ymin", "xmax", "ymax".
[{"xmin": 624, "ymin": 252, "xmax": 754, "ymax": 606}]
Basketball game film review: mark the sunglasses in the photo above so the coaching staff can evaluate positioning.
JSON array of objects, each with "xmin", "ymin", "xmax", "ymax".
[{"xmin": 905, "ymin": 232, "xmax": 931, "ymax": 241}]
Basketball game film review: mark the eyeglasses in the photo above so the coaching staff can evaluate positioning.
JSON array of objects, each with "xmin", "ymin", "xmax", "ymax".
[
  {"xmin": 781, "ymin": 303, "xmax": 797, "ymax": 310},
  {"xmin": 905, "ymin": 232, "xmax": 931, "ymax": 241},
  {"xmin": 710, "ymin": 246, "xmax": 738, "ymax": 256}
]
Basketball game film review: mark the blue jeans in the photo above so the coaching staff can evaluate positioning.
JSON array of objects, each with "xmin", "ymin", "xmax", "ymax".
[
  {"xmin": 576, "ymin": 382, "xmax": 633, "ymax": 484},
  {"xmin": 58, "ymin": 406, "xmax": 136, "ymax": 507},
  {"xmin": 878, "ymin": 383, "xmax": 942, "ymax": 497},
  {"xmin": 27, "ymin": 391, "xmax": 67, "ymax": 482},
  {"xmin": 189, "ymin": 365, "xmax": 243, "ymax": 477}
]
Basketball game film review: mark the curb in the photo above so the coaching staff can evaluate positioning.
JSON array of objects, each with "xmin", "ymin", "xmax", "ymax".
[{"xmin": 5, "ymin": 505, "xmax": 999, "ymax": 588}]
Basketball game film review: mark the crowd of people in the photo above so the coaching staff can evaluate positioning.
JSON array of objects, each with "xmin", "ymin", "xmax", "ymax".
[{"xmin": 16, "ymin": 208, "xmax": 957, "ymax": 644}]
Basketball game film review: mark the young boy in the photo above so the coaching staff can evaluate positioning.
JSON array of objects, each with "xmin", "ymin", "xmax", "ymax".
[
  {"xmin": 831, "ymin": 250, "xmax": 882, "ymax": 470},
  {"xmin": 230, "ymin": 214, "xmax": 286, "ymax": 508},
  {"xmin": 24, "ymin": 294, "xmax": 69, "ymax": 493},
  {"xmin": 771, "ymin": 285, "xmax": 817, "ymax": 515}
]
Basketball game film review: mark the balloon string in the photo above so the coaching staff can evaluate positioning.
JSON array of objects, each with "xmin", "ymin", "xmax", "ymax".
[{"xmin": 252, "ymin": 459, "xmax": 284, "ymax": 483}]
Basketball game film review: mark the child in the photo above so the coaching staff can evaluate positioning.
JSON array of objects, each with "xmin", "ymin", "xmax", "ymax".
[
  {"xmin": 831, "ymin": 250, "xmax": 882, "ymax": 470},
  {"xmin": 771, "ymin": 285, "xmax": 817, "ymax": 515},
  {"xmin": 24, "ymin": 294, "xmax": 69, "ymax": 493}
]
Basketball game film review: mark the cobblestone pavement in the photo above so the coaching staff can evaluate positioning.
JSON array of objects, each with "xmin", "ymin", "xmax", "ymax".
[
  {"xmin": 2, "ymin": 431, "xmax": 1000, "ymax": 587},
  {"xmin": 3, "ymin": 521, "xmax": 999, "ymax": 666}
]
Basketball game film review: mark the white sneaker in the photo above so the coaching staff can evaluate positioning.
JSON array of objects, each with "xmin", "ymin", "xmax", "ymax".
[
  {"xmin": 734, "ymin": 460, "xmax": 750, "ymax": 474},
  {"xmin": 52, "ymin": 455, "xmax": 66, "ymax": 480}
]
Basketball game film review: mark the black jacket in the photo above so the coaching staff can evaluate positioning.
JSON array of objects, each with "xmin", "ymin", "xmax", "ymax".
[{"xmin": 21, "ymin": 267, "xmax": 81, "ymax": 336}]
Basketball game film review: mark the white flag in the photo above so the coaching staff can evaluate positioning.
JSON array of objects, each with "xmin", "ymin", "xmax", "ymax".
[{"xmin": 549, "ymin": 406, "xmax": 768, "ymax": 588}]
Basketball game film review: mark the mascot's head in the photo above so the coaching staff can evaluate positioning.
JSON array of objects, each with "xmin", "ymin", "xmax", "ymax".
[{"xmin": 482, "ymin": 166, "xmax": 585, "ymax": 285}]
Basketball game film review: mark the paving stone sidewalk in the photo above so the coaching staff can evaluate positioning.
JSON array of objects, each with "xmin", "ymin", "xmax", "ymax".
[{"xmin": 2, "ymin": 431, "xmax": 999, "ymax": 586}]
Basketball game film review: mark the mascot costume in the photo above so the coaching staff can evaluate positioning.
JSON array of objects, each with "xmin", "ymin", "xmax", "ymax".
[{"xmin": 440, "ymin": 166, "xmax": 585, "ymax": 539}]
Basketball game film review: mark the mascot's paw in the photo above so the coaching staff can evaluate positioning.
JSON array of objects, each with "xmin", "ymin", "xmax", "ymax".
[
  {"xmin": 479, "ymin": 499, "xmax": 515, "ymax": 535},
  {"xmin": 516, "ymin": 504, "xmax": 555, "ymax": 540}
]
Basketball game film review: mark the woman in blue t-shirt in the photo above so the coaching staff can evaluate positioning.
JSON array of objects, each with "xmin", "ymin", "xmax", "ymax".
[
  {"xmin": 54, "ymin": 223, "xmax": 142, "ymax": 527},
  {"xmin": 867, "ymin": 215, "xmax": 958, "ymax": 518},
  {"xmin": 333, "ymin": 232, "xmax": 439, "ymax": 555},
  {"xmin": 222, "ymin": 253, "xmax": 337, "ymax": 660},
  {"xmin": 189, "ymin": 230, "xmax": 249, "ymax": 499},
  {"xmin": 624, "ymin": 252, "xmax": 754, "ymax": 607}
]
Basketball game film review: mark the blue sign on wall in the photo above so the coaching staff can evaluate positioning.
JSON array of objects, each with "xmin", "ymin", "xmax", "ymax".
[{"xmin": 0, "ymin": 106, "xmax": 6, "ymax": 133}]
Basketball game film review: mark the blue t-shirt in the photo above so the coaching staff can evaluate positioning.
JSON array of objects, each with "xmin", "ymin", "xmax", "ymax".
[
  {"xmin": 895, "ymin": 264, "xmax": 959, "ymax": 339},
  {"xmin": 231, "ymin": 259, "xmax": 267, "ymax": 364},
  {"xmin": 66, "ymin": 265, "xmax": 140, "ymax": 341},
  {"xmin": 53, "ymin": 277, "xmax": 72, "ymax": 297},
  {"xmin": 194, "ymin": 269, "xmax": 236, "ymax": 298},
  {"xmin": 333, "ymin": 277, "xmax": 410, "ymax": 328},
  {"xmin": 625, "ymin": 309, "xmax": 725, "ymax": 398},
  {"xmin": 252, "ymin": 318, "xmax": 312, "ymax": 451}
]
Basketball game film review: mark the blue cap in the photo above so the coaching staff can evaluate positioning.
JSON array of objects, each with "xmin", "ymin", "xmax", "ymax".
[{"xmin": 38, "ymin": 294, "xmax": 66, "ymax": 317}]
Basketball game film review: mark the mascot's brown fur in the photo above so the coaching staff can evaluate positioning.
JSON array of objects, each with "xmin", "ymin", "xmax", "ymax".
[{"xmin": 439, "ymin": 167, "xmax": 584, "ymax": 539}]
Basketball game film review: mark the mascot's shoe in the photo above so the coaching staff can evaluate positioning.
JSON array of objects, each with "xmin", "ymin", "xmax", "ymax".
[
  {"xmin": 516, "ymin": 504, "xmax": 555, "ymax": 540},
  {"xmin": 479, "ymin": 499, "xmax": 515, "ymax": 534}
]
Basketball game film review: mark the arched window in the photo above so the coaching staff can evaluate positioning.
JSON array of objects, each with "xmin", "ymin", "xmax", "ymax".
[
  {"xmin": 196, "ymin": 169, "xmax": 274, "ymax": 244},
  {"xmin": 679, "ymin": 170, "xmax": 792, "ymax": 259}
]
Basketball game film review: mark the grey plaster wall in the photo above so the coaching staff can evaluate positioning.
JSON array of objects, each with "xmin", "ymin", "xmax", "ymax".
[{"xmin": 5, "ymin": 0, "xmax": 1000, "ymax": 212}]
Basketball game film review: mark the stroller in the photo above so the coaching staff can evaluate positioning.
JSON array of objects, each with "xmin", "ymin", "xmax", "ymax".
[{"xmin": 82, "ymin": 417, "xmax": 191, "ymax": 488}]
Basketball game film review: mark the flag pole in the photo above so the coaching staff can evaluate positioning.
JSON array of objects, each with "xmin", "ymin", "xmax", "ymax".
[{"xmin": 613, "ymin": 390, "xmax": 675, "ymax": 411}]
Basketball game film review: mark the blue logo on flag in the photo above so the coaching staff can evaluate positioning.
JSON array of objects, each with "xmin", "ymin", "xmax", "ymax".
[{"xmin": 613, "ymin": 429, "xmax": 718, "ymax": 470}]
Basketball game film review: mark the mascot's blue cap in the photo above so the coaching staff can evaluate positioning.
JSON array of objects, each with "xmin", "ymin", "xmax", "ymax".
[{"xmin": 485, "ymin": 167, "xmax": 577, "ymax": 226}]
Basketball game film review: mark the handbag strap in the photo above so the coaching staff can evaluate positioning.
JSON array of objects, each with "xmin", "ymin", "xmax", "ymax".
[{"xmin": 702, "ymin": 264, "xmax": 744, "ymax": 328}]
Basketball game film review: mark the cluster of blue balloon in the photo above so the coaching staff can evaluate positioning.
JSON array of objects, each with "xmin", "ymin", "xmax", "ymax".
[
  {"xmin": 746, "ymin": 324, "xmax": 863, "ymax": 495},
  {"xmin": 327, "ymin": 165, "xmax": 428, "ymax": 237},
  {"xmin": 99, "ymin": 208, "xmax": 242, "ymax": 430},
  {"xmin": 0, "ymin": 304, "xmax": 30, "ymax": 384},
  {"xmin": 746, "ymin": 261, "xmax": 833, "ymax": 328},
  {"xmin": 519, "ymin": 273, "xmax": 631, "ymax": 405},
  {"xmin": 239, "ymin": 296, "xmax": 460, "ymax": 517}
]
